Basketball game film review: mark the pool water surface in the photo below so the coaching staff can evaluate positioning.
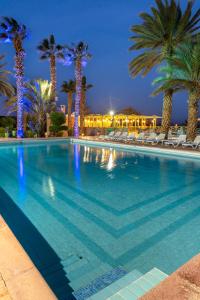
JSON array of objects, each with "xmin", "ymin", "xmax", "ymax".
[{"xmin": 0, "ymin": 140, "xmax": 200, "ymax": 299}]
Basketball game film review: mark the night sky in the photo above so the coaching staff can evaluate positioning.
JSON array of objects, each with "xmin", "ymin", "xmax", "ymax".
[{"xmin": 0, "ymin": 0, "xmax": 199, "ymax": 122}]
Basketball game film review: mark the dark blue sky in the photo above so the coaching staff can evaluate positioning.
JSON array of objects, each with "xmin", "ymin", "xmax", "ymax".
[{"xmin": 1, "ymin": 0, "xmax": 199, "ymax": 122}]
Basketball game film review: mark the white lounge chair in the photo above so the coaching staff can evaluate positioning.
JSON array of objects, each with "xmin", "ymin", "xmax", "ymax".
[
  {"xmin": 115, "ymin": 131, "xmax": 128, "ymax": 141},
  {"xmin": 145, "ymin": 133, "xmax": 166, "ymax": 144},
  {"xmin": 104, "ymin": 131, "xmax": 116, "ymax": 140},
  {"xmin": 125, "ymin": 132, "xmax": 135, "ymax": 143},
  {"xmin": 164, "ymin": 134, "xmax": 186, "ymax": 147},
  {"xmin": 182, "ymin": 135, "xmax": 200, "ymax": 149},
  {"xmin": 109, "ymin": 131, "xmax": 122, "ymax": 140},
  {"xmin": 144, "ymin": 133, "xmax": 157, "ymax": 143},
  {"xmin": 99, "ymin": 131, "xmax": 115, "ymax": 140},
  {"xmin": 136, "ymin": 132, "xmax": 146, "ymax": 143}
]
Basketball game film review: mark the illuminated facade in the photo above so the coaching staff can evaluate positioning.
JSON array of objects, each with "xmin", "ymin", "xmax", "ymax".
[{"xmin": 66, "ymin": 113, "xmax": 161, "ymax": 130}]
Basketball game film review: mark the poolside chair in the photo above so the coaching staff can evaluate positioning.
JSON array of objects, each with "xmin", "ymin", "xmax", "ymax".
[
  {"xmin": 111, "ymin": 131, "xmax": 122, "ymax": 141},
  {"xmin": 115, "ymin": 131, "xmax": 128, "ymax": 141},
  {"xmin": 144, "ymin": 133, "xmax": 157, "ymax": 143},
  {"xmin": 145, "ymin": 133, "xmax": 166, "ymax": 145},
  {"xmin": 103, "ymin": 131, "xmax": 115, "ymax": 140},
  {"xmin": 164, "ymin": 134, "xmax": 186, "ymax": 148},
  {"xmin": 135, "ymin": 132, "xmax": 145, "ymax": 143},
  {"xmin": 182, "ymin": 135, "xmax": 200, "ymax": 149},
  {"xmin": 125, "ymin": 132, "xmax": 135, "ymax": 143}
]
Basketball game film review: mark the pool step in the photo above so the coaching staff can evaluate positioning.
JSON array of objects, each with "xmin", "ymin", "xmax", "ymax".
[
  {"xmin": 73, "ymin": 267, "xmax": 128, "ymax": 300},
  {"xmin": 40, "ymin": 254, "xmax": 88, "ymax": 300},
  {"xmin": 69, "ymin": 261, "xmax": 113, "ymax": 291},
  {"xmin": 88, "ymin": 268, "xmax": 168, "ymax": 300}
]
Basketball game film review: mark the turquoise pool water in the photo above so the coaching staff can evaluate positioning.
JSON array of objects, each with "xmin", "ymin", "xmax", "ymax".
[{"xmin": 0, "ymin": 140, "xmax": 200, "ymax": 299}]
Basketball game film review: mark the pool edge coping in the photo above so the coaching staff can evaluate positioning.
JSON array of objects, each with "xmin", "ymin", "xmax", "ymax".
[
  {"xmin": 0, "ymin": 215, "xmax": 57, "ymax": 300},
  {"xmin": 71, "ymin": 138, "xmax": 200, "ymax": 159}
]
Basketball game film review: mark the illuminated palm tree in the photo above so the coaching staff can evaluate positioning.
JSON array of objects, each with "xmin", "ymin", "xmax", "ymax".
[
  {"xmin": 37, "ymin": 35, "xmax": 64, "ymax": 102},
  {"xmin": 25, "ymin": 79, "xmax": 53, "ymax": 137},
  {"xmin": 61, "ymin": 80, "xmax": 76, "ymax": 131},
  {"xmin": 153, "ymin": 40, "xmax": 200, "ymax": 141},
  {"xmin": 0, "ymin": 55, "xmax": 14, "ymax": 97},
  {"xmin": 0, "ymin": 17, "xmax": 28, "ymax": 138},
  {"xmin": 80, "ymin": 76, "xmax": 93, "ymax": 134},
  {"xmin": 63, "ymin": 42, "xmax": 91, "ymax": 137},
  {"xmin": 129, "ymin": 0, "xmax": 200, "ymax": 136}
]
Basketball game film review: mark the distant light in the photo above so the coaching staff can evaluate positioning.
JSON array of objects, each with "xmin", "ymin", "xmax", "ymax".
[
  {"xmin": 4, "ymin": 37, "xmax": 12, "ymax": 43},
  {"xmin": 109, "ymin": 110, "xmax": 114, "ymax": 116}
]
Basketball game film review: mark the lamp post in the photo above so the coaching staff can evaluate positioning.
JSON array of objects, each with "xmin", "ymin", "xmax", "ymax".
[{"xmin": 109, "ymin": 110, "xmax": 114, "ymax": 128}]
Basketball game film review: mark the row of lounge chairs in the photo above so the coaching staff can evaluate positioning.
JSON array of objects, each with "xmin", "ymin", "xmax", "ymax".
[{"xmin": 98, "ymin": 131, "xmax": 200, "ymax": 149}]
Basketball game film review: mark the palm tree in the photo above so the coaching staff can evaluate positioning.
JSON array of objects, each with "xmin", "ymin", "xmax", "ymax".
[
  {"xmin": 0, "ymin": 55, "xmax": 14, "ymax": 97},
  {"xmin": 25, "ymin": 79, "xmax": 53, "ymax": 137},
  {"xmin": 129, "ymin": 0, "xmax": 200, "ymax": 136},
  {"xmin": 153, "ymin": 40, "xmax": 200, "ymax": 141},
  {"xmin": 61, "ymin": 80, "xmax": 76, "ymax": 131},
  {"xmin": 64, "ymin": 42, "xmax": 91, "ymax": 137},
  {"xmin": 0, "ymin": 17, "xmax": 28, "ymax": 138},
  {"xmin": 80, "ymin": 76, "xmax": 93, "ymax": 134},
  {"xmin": 37, "ymin": 35, "xmax": 64, "ymax": 102}
]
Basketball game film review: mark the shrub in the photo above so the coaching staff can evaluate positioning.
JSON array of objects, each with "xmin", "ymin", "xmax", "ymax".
[
  {"xmin": 50, "ymin": 112, "xmax": 67, "ymax": 136},
  {"xmin": 0, "ymin": 127, "xmax": 6, "ymax": 138},
  {"xmin": 0, "ymin": 117, "xmax": 16, "ymax": 130},
  {"xmin": 25, "ymin": 130, "xmax": 35, "ymax": 138},
  {"xmin": 68, "ymin": 128, "xmax": 73, "ymax": 136}
]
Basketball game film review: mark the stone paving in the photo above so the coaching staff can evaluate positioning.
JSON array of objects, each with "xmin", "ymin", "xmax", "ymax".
[{"xmin": 0, "ymin": 216, "xmax": 56, "ymax": 300}]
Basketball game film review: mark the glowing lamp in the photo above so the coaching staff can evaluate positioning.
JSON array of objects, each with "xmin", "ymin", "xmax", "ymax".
[{"xmin": 109, "ymin": 110, "xmax": 114, "ymax": 116}]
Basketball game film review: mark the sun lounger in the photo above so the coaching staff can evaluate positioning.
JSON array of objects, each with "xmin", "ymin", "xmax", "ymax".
[
  {"xmin": 109, "ymin": 131, "xmax": 122, "ymax": 140},
  {"xmin": 164, "ymin": 134, "xmax": 186, "ymax": 147},
  {"xmin": 115, "ymin": 132, "xmax": 128, "ymax": 141},
  {"xmin": 144, "ymin": 133, "xmax": 157, "ymax": 143},
  {"xmin": 99, "ymin": 131, "xmax": 115, "ymax": 140},
  {"xmin": 136, "ymin": 132, "xmax": 146, "ymax": 143},
  {"xmin": 125, "ymin": 132, "xmax": 135, "ymax": 143},
  {"xmin": 104, "ymin": 131, "xmax": 116, "ymax": 140},
  {"xmin": 145, "ymin": 133, "xmax": 165, "ymax": 144},
  {"xmin": 182, "ymin": 135, "xmax": 200, "ymax": 149}
]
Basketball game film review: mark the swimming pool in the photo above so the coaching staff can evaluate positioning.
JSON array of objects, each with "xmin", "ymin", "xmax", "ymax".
[{"xmin": 0, "ymin": 140, "xmax": 200, "ymax": 299}]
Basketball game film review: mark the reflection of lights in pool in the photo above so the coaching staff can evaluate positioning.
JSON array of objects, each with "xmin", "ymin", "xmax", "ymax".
[
  {"xmin": 48, "ymin": 177, "xmax": 55, "ymax": 198},
  {"xmin": 17, "ymin": 146, "xmax": 26, "ymax": 205},
  {"xmin": 107, "ymin": 152, "xmax": 114, "ymax": 171}
]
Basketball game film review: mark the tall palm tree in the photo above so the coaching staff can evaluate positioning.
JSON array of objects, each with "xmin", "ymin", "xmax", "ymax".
[
  {"xmin": 153, "ymin": 40, "xmax": 200, "ymax": 141},
  {"xmin": 0, "ymin": 55, "xmax": 14, "ymax": 97},
  {"xmin": 80, "ymin": 76, "xmax": 93, "ymax": 134},
  {"xmin": 64, "ymin": 42, "xmax": 91, "ymax": 137},
  {"xmin": 129, "ymin": 0, "xmax": 200, "ymax": 136},
  {"xmin": 61, "ymin": 80, "xmax": 76, "ymax": 131},
  {"xmin": 0, "ymin": 17, "xmax": 28, "ymax": 138},
  {"xmin": 25, "ymin": 79, "xmax": 53, "ymax": 137},
  {"xmin": 37, "ymin": 35, "xmax": 64, "ymax": 102}
]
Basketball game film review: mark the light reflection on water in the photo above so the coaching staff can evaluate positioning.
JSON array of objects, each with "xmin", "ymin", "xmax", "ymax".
[{"xmin": 17, "ymin": 146, "xmax": 26, "ymax": 205}]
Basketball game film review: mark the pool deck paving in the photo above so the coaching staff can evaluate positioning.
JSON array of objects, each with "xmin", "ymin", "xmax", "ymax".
[
  {"xmin": 0, "ymin": 216, "xmax": 57, "ymax": 300},
  {"xmin": 140, "ymin": 254, "xmax": 200, "ymax": 300}
]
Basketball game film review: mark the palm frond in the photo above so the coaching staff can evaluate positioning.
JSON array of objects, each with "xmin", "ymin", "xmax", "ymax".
[{"xmin": 129, "ymin": 0, "xmax": 200, "ymax": 77}]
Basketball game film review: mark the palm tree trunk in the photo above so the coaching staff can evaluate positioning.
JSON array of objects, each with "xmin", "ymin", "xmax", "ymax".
[
  {"xmin": 74, "ymin": 58, "xmax": 82, "ymax": 138},
  {"xmin": 15, "ymin": 49, "xmax": 25, "ymax": 138},
  {"xmin": 50, "ymin": 55, "xmax": 56, "ymax": 102},
  {"xmin": 161, "ymin": 89, "xmax": 173, "ymax": 137},
  {"xmin": 68, "ymin": 91, "xmax": 73, "ymax": 131},
  {"xmin": 80, "ymin": 90, "xmax": 85, "ymax": 135},
  {"xmin": 187, "ymin": 92, "xmax": 198, "ymax": 141}
]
